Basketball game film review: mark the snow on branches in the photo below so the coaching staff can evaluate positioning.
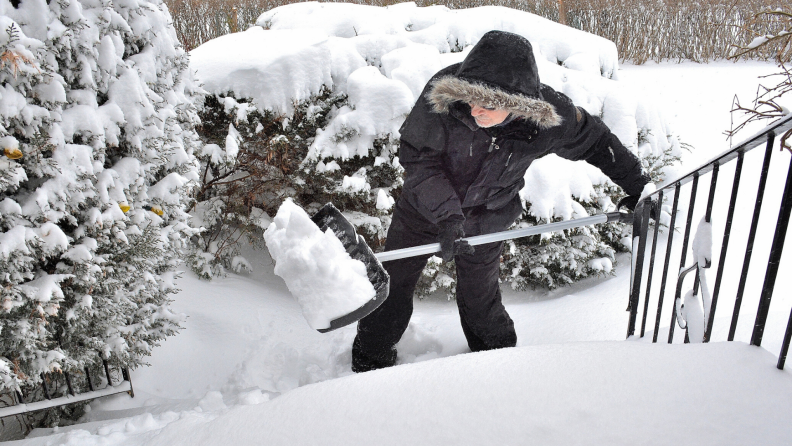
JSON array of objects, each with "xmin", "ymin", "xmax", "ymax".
[
  {"xmin": 0, "ymin": 0, "xmax": 200, "ymax": 401},
  {"xmin": 189, "ymin": 3, "xmax": 684, "ymax": 293}
]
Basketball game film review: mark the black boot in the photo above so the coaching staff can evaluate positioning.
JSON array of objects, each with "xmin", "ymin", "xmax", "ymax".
[{"xmin": 351, "ymin": 336, "xmax": 397, "ymax": 373}]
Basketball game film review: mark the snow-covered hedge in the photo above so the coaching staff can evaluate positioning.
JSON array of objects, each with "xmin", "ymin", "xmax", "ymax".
[
  {"xmin": 0, "ymin": 0, "xmax": 200, "ymax": 398},
  {"xmin": 190, "ymin": 2, "xmax": 684, "ymax": 291}
]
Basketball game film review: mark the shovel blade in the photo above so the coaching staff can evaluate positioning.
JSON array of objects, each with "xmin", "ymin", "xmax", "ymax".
[{"xmin": 311, "ymin": 203, "xmax": 390, "ymax": 333}]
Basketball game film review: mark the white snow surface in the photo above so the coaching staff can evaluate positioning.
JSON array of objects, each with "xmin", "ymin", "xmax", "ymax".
[
  {"xmin": 687, "ymin": 217, "xmax": 714, "ymax": 343},
  {"xmin": 12, "ymin": 253, "xmax": 792, "ymax": 444},
  {"xmin": 263, "ymin": 199, "xmax": 375, "ymax": 330},
  {"xmin": 255, "ymin": 2, "xmax": 619, "ymax": 79},
  {"xmin": 692, "ymin": 216, "xmax": 713, "ymax": 267},
  {"xmin": 20, "ymin": 341, "xmax": 792, "ymax": 446}
]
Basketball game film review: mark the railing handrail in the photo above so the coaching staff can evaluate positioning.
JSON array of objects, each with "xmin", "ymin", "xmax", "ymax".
[
  {"xmin": 649, "ymin": 114, "xmax": 792, "ymax": 197},
  {"xmin": 628, "ymin": 112, "xmax": 792, "ymax": 371}
]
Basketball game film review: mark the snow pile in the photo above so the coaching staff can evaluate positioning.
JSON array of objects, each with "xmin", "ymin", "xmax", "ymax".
[
  {"xmin": 16, "ymin": 340, "xmax": 792, "ymax": 445},
  {"xmin": 190, "ymin": 28, "xmax": 358, "ymax": 116},
  {"xmin": 686, "ymin": 217, "xmax": 714, "ymax": 343},
  {"xmin": 520, "ymin": 155, "xmax": 608, "ymax": 221},
  {"xmin": 263, "ymin": 200, "xmax": 375, "ymax": 330},
  {"xmin": 256, "ymin": 2, "xmax": 619, "ymax": 78}
]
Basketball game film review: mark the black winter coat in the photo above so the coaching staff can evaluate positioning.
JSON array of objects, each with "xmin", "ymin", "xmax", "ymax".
[{"xmin": 397, "ymin": 31, "xmax": 650, "ymax": 226}]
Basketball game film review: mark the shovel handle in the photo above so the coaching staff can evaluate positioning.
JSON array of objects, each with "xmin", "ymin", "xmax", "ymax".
[{"xmin": 374, "ymin": 211, "xmax": 632, "ymax": 263}]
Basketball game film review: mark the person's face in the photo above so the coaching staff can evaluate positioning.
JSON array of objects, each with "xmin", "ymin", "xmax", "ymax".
[{"xmin": 469, "ymin": 104, "xmax": 510, "ymax": 128}]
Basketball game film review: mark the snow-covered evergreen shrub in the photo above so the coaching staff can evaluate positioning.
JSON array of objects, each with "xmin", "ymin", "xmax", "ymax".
[
  {"xmin": 191, "ymin": 90, "xmax": 353, "ymax": 277},
  {"xmin": 190, "ymin": 88, "xmax": 404, "ymax": 278},
  {"xmin": 190, "ymin": 3, "xmax": 685, "ymax": 297},
  {"xmin": 501, "ymin": 146, "xmax": 680, "ymax": 291},
  {"xmin": 0, "ymin": 0, "xmax": 200, "ymax": 407}
]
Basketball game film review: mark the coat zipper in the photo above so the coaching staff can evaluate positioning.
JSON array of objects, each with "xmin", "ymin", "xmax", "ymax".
[
  {"xmin": 505, "ymin": 152, "xmax": 512, "ymax": 166},
  {"xmin": 488, "ymin": 136, "xmax": 499, "ymax": 152}
]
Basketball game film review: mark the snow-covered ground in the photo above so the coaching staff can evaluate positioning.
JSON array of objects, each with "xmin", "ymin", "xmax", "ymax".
[{"xmin": 7, "ymin": 59, "xmax": 792, "ymax": 445}]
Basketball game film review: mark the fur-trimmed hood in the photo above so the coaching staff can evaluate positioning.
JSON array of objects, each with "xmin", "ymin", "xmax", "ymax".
[{"xmin": 427, "ymin": 31, "xmax": 562, "ymax": 129}]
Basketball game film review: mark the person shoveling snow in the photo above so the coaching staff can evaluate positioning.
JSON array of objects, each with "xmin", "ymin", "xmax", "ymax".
[
  {"xmin": 267, "ymin": 31, "xmax": 651, "ymax": 373},
  {"xmin": 351, "ymin": 31, "xmax": 651, "ymax": 372}
]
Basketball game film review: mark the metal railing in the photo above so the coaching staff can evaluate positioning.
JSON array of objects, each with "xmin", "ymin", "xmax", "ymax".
[
  {"xmin": 0, "ymin": 359, "xmax": 134, "ymax": 419},
  {"xmin": 627, "ymin": 113, "xmax": 792, "ymax": 369}
]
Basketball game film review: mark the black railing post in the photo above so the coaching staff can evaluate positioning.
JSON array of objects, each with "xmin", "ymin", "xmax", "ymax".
[
  {"xmin": 704, "ymin": 163, "xmax": 719, "ymax": 224},
  {"xmin": 40, "ymin": 373, "xmax": 51, "ymax": 400},
  {"xmin": 669, "ymin": 173, "xmax": 699, "ymax": 343},
  {"xmin": 65, "ymin": 372, "xmax": 75, "ymax": 396},
  {"xmin": 627, "ymin": 198, "xmax": 652, "ymax": 338},
  {"xmin": 103, "ymin": 359, "xmax": 113, "ymax": 387},
  {"xmin": 122, "ymin": 368, "xmax": 135, "ymax": 398},
  {"xmin": 751, "ymin": 151, "xmax": 792, "ymax": 346},
  {"xmin": 706, "ymin": 152, "xmax": 744, "ymax": 342},
  {"xmin": 654, "ymin": 183, "xmax": 681, "ymax": 343},
  {"xmin": 729, "ymin": 133, "xmax": 775, "ymax": 341},
  {"xmin": 779, "ymin": 307, "xmax": 792, "ymax": 369},
  {"xmin": 687, "ymin": 163, "xmax": 719, "ymax": 342},
  {"xmin": 640, "ymin": 194, "xmax": 662, "ymax": 338},
  {"xmin": 85, "ymin": 366, "xmax": 94, "ymax": 392}
]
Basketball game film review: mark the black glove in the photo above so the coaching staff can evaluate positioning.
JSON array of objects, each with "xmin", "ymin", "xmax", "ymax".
[
  {"xmin": 617, "ymin": 195, "xmax": 640, "ymax": 212},
  {"xmin": 437, "ymin": 219, "xmax": 475, "ymax": 262},
  {"xmin": 618, "ymin": 195, "xmax": 658, "ymax": 220}
]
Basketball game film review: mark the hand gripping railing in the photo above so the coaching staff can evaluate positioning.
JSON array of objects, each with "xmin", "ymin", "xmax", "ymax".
[{"xmin": 627, "ymin": 113, "xmax": 792, "ymax": 370}]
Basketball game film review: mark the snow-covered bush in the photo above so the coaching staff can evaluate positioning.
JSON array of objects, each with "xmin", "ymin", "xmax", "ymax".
[
  {"xmin": 190, "ymin": 3, "xmax": 685, "ymax": 293},
  {"xmin": 189, "ymin": 90, "xmax": 351, "ymax": 277},
  {"xmin": 188, "ymin": 88, "xmax": 403, "ymax": 277},
  {"xmin": 0, "ymin": 0, "xmax": 200, "ymax": 407}
]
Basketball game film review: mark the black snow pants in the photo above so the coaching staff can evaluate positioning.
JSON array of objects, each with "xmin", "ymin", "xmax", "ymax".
[{"xmin": 352, "ymin": 195, "xmax": 522, "ymax": 372}]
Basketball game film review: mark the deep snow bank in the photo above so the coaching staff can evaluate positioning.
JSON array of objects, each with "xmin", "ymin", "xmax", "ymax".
[
  {"xmin": 160, "ymin": 342, "xmax": 792, "ymax": 446},
  {"xmin": 17, "ymin": 341, "xmax": 792, "ymax": 445}
]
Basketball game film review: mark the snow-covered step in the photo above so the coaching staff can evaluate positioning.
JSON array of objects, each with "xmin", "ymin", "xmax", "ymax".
[
  {"xmin": 20, "ymin": 341, "xmax": 789, "ymax": 445},
  {"xmin": 176, "ymin": 341, "xmax": 792, "ymax": 445}
]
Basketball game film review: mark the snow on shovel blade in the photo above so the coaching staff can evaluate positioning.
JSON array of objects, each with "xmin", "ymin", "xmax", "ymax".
[
  {"xmin": 265, "ymin": 200, "xmax": 390, "ymax": 333},
  {"xmin": 310, "ymin": 203, "xmax": 389, "ymax": 332}
]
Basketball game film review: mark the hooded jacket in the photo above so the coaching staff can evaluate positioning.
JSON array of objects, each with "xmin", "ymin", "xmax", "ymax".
[{"xmin": 397, "ymin": 30, "xmax": 650, "ymax": 226}]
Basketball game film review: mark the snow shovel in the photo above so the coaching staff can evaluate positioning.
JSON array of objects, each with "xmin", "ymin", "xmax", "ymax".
[{"xmin": 308, "ymin": 203, "xmax": 633, "ymax": 333}]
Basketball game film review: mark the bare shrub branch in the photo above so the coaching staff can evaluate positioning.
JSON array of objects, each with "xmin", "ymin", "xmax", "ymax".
[{"xmin": 726, "ymin": 8, "xmax": 792, "ymax": 150}]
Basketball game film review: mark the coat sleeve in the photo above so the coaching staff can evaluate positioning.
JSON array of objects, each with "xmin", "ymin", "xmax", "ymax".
[
  {"xmin": 551, "ymin": 93, "xmax": 650, "ymax": 197},
  {"xmin": 397, "ymin": 92, "xmax": 465, "ymax": 225}
]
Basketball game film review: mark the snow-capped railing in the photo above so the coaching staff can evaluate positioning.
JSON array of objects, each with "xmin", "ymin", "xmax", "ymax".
[
  {"xmin": 0, "ymin": 360, "xmax": 133, "ymax": 419},
  {"xmin": 627, "ymin": 114, "xmax": 792, "ymax": 370}
]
